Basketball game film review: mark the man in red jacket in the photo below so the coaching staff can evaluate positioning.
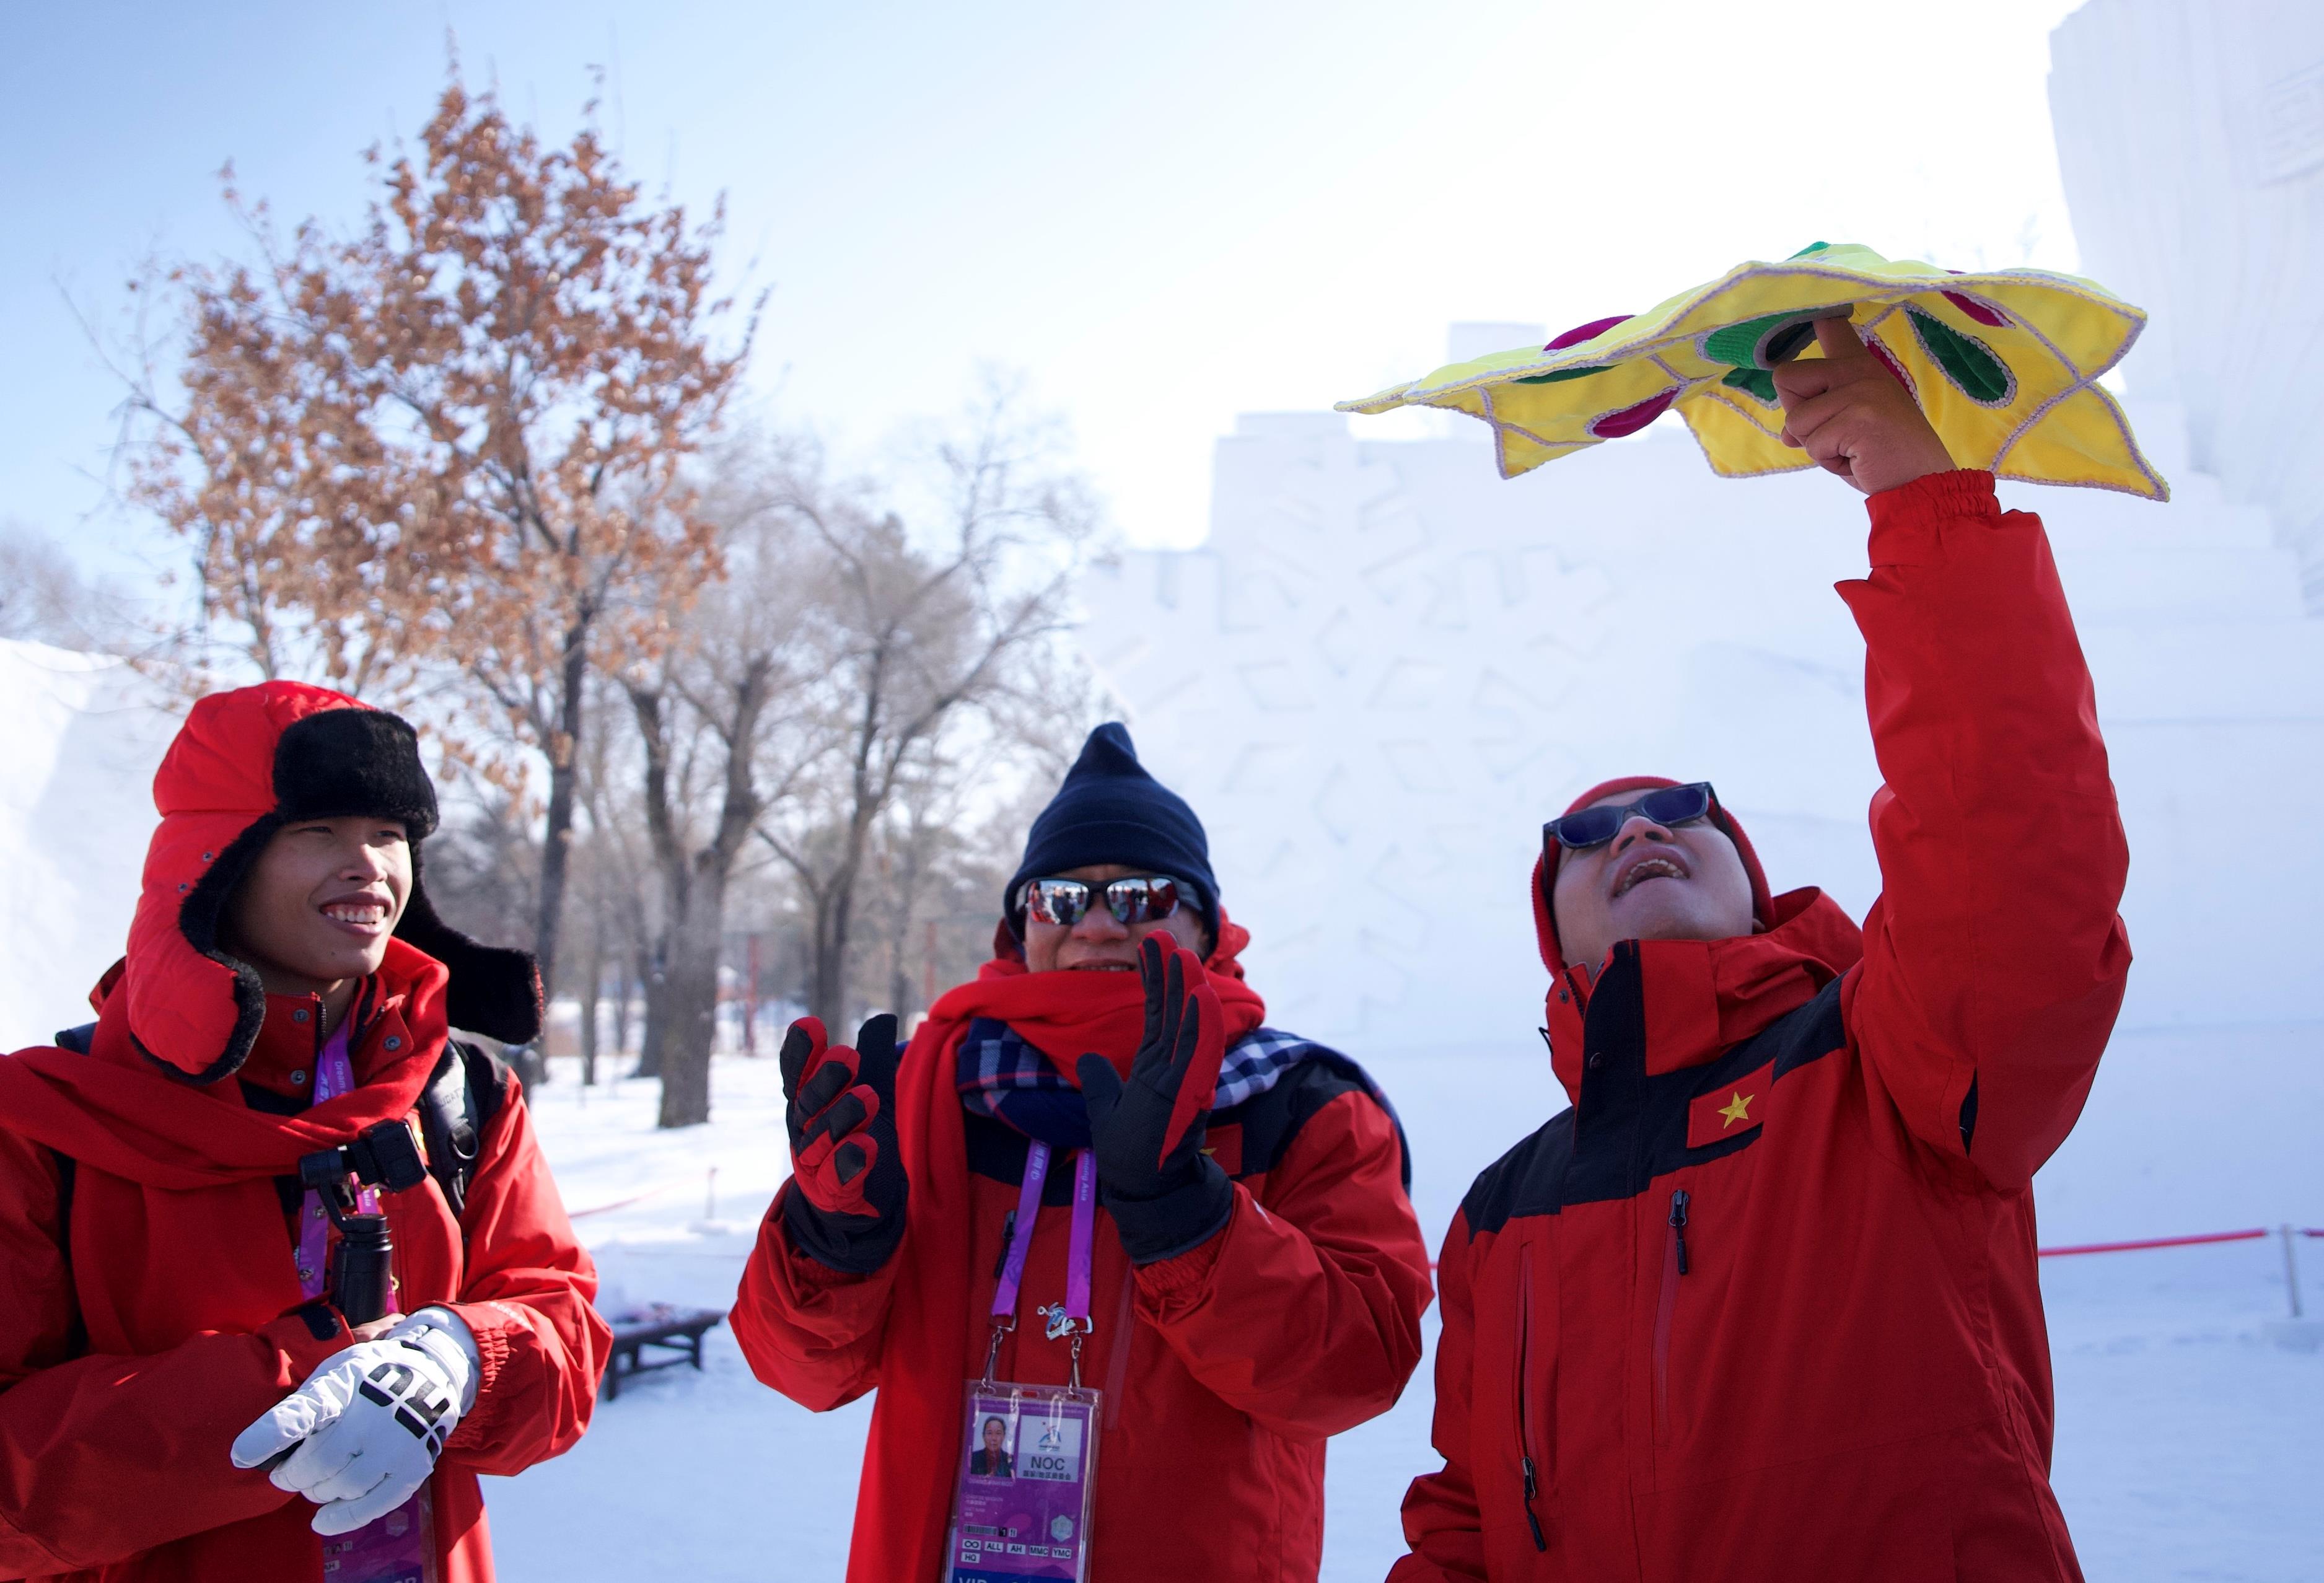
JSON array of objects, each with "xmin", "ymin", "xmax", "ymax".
[
  {"xmin": 1392, "ymin": 318, "xmax": 2131, "ymax": 1581},
  {"xmin": 0, "ymin": 682, "xmax": 610, "ymax": 1582},
  {"xmin": 733, "ymin": 723, "xmax": 1434, "ymax": 1583}
]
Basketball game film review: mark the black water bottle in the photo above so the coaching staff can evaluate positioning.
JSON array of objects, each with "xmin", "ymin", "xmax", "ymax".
[{"xmin": 330, "ymin": 1213, "xmax": 395, "ymax": 1325}]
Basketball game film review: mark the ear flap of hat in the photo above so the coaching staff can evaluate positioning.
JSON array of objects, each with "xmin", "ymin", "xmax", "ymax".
[
  {"xmin": 393, "ymin": 843, "xmax": 544, "ymax": 1045},
  {"xmin": 137, "ymin": 812, "xmax": 282, "ymax": 1084}
]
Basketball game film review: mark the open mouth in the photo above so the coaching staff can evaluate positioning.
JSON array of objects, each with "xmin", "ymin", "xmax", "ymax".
[
  {"xmin": 1610, "ymin": 854, "xmax": 1688, "ymax": 900},
  {"xmin": 320, "ymin": 899, "xmax": 389, "ymax": 934},
  {"xmin": 1068, "ymin": 960, "xmax": 1138, "ymax": 971}
]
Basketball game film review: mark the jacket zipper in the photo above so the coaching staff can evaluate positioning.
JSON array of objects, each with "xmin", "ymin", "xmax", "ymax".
[
  {"xmin": 1514, "ymin": 1246, "xmax": 1547, "ymax": 1552},
  {"xmin": 1654, "ymin": 1188, "xmax": 1690, "ymax": 1440}
]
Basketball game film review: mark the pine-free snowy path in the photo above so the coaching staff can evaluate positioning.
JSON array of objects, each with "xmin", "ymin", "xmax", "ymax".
[{"xmin": 485, "ymin": 1052, "xmax": 2322, "ymax": 1582}]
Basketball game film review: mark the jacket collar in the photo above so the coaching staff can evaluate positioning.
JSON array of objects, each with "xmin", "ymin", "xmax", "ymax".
[{"xmin": 1543, "ymin": 886, "xmax": 1864, "ymax": 1103}]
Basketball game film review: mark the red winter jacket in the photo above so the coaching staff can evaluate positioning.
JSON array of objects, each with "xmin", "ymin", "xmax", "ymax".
[
  {"xmin": 0, "ymin": 683, "xmax": 610, "ymax": 1583},
  {"xmin": 732, "ymin": 925, "xmax": 1434, "ymax": 1583},
  {"xmin": 1393, "ymin": 471, "xmax": 2131, "ymax": 1582}
]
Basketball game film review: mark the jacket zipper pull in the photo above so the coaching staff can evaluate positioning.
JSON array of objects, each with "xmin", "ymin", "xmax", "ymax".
[
  {"xmin": 1668, "ymin": 1189, "xmax": 1690, "ymax": 1277},
  {"xmin": 1520, "ymin": 1455, "xmax": 1547, "ymax": 1551}
]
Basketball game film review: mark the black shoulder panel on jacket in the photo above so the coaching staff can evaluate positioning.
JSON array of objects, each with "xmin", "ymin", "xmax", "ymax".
[
  {"xmin": 1462, "ymin": 977, "xmax": 1849, "ymax": 1239},
  {"xmin": 1216, "ymin": 1053, "xmax": 1387, "ymax": 1182},
  {"xmin": 1458, "ymin": 1108, "xmax": 1579, "ymax": 1241}
]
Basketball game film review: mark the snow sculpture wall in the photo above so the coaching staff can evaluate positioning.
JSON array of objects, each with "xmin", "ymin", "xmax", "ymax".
[
  {"xmin": 0, "ymin": 641, "xmax": 179, "ymax": 1042},
  {"xmin": 1081, "ymin": 361, "xmax": 2324, "ymax": 1055},
  {"xmin": 2051, "ymin": 0, "xmax": 2324, "ymax": 609}
]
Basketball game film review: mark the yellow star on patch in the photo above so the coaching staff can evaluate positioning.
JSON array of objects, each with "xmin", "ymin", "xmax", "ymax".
[{"xmin": 1718, "ymin": 1090, "xmax": 1755, "ymax": 1128}]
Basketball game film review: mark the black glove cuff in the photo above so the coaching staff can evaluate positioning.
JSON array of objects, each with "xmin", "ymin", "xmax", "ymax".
[
  {"xmin": 779, "ymin": 1181, "xmax": 906, "ymax": 1275},
  {"xmin": 1100, "ymin": 1159, "xmax": 1234, "ymax": 1266}
]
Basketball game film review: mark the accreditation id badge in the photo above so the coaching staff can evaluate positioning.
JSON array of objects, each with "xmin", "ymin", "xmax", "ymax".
[
  {"xmin": 320, "ymin": 1485, "xmax": 436, "ymax": 1583},
  {"xmin": 944, "ymin": 1382, "xmax": 1100, "ymax": 1583}
]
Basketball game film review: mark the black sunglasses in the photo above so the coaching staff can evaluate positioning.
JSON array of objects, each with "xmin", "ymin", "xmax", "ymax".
[
  {"xmin": 1020, "ymin": 875, "xmax": 1186, "ymax": 929},
  {"xmin": 1543, "ymin": 783, "xmax": 1719, "ymax": 853}
]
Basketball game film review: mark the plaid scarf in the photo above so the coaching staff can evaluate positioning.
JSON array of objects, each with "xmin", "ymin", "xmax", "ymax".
[
  {"xmin": 956, "ymin": 1017, "xmax": 1397, "ymax": 1159},
  {"xmin": 962, "ymin": 1013, "xmax": 1329, "ymax": 1148}
]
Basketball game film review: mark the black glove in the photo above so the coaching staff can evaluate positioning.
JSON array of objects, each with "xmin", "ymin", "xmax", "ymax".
[
  {"xmin": 1076, "ymin": 936, "xmax": 1234, "ymax": 1265},
  {"xmin": 778, "ymin": 1014, "xmax": 909, "ymax": 1273}
]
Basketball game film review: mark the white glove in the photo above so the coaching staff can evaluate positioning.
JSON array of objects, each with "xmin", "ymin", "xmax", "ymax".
[{"xmin": 230, "ymin": 1308, "xmax": 481, "ymax": 1535}]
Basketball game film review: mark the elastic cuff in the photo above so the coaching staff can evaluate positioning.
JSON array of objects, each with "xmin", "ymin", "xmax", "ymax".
[
  {"xmin": 439, "ymin": 1303, "xmax": 514, "ymax": 1421},
  {"xmin": 789, "ymin": 1239, "xmax": 872, "ymax": 1289},
  {"xmin": 1868, "ymin": 467, "xmax": 1996, "ymax": 521},
  {"xmin": 1132, "ymin": 1203, "xmax": 1232, "ymax": 1301}
]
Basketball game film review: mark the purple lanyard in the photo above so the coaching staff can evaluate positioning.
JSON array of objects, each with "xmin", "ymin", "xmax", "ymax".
[
  {"xmin": 986, "ymin": 1142, "xmax": 1097, "ymax": 1385},
  {"xmin": 294, "ymin": 1019, "xmax": 387, "ymax": 1304}
]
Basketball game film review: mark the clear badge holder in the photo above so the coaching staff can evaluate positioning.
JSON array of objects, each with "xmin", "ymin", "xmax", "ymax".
[{"xmin": 944, "ymin": 1379, "xmax": 1100, "ymax": 1583}]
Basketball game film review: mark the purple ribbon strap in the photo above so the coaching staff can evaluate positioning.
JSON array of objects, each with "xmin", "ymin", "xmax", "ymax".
[
  {"xmin": 988, "ymin": 1141, "xmax": 1097, "ymax": 1340},
  {"xmin": 294, "ymin": 1020, "xmax": 388, "ymax": 1305}
]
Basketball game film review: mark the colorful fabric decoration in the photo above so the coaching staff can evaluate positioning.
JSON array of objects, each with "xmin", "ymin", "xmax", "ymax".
[{"xmin": 1337, "ymin": 242, "xmax": 2167, "ymax": 499}]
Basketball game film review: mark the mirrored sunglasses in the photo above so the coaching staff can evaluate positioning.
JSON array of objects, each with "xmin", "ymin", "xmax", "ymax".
[
  {"xmin": 1543, "ymin": 783, "xmax": 1718, "ymax": 852},
  {"xmin": 1022, "ymin": 875, "xmax": 1186, "ymax": 928}
]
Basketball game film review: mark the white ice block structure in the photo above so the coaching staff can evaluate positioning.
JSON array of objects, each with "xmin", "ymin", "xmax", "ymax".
[{"xmin": 2051, "ymin": 0, "xmax": 2324, "ymax": 610}]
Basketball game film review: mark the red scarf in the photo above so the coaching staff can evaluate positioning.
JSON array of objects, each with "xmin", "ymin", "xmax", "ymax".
[
  {"xmin": 0, "ymin": 941, "xmax": 464, "ymax": 1356},
  {"xmin": 849, "ymin": 918, "xmax": 1265, "ymax": 1582}
]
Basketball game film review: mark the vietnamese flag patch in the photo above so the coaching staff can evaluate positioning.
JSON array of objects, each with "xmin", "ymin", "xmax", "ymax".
[{"xmin": 1688, "ymin": 1061, "xmax": 1773, "ymax": 1149}]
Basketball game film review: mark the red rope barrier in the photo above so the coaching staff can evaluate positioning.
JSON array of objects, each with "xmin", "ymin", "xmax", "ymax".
[
  {"xmin": 2037, "ymin": 1228, "xmax": 2267, "ymax": 1258},
  {"xmin": 568, "ymin": 1180, "xmax": 673, "ymax": 1220}
]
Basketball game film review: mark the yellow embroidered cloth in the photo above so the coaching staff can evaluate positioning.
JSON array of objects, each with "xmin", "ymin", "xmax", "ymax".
[{"xmin": 1337, "ymin": 242, "xmax": 2167, "ymax": 499}]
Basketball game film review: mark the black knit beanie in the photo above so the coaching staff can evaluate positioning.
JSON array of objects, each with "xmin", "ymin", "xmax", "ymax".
[{"xmin": 1006, "ymin": 723, "xmax": 1219, "ymax": 938}]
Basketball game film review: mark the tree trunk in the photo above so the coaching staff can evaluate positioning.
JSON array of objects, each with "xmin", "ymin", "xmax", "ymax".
[
  {"xmin": 531, "ymin": 621, "xmax": 593, "ymax": 1000},
  {"xmin": 577, "ymin": 927, "xmax": 601, "ymax": 1087},
  {"xmin": 808, "ymin": 870, "xmax": 860, "ymax": 1032},
  {"xmin": 656, "ymin": 857, "xmax": 729, "ymax": 1128},
  {"xmin": 636, "ymin": 935, "xmax": 670, "ymax": 1080},
  {"xmin": 886, "ymin": 829, "xmax": 924, "ymax": 1022},
  {"xmin": 614, "ymin": 950, "xmax": 636, "ymax": 1058}
]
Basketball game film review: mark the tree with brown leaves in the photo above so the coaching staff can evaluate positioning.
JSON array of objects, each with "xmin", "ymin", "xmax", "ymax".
[{"xmin": 125, "ymin": 65, "xmax": 750, "ymax": 1000}]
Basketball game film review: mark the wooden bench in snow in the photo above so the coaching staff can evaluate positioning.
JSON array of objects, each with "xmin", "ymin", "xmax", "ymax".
[{"xmin": 602, "ymin": 1304, "xmax": 724, "ymax": 1400}]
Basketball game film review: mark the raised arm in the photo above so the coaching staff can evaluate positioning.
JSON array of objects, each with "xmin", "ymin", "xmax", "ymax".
[
  {"xmin": 1777, "ymin": 316, "xmax": 2132, "ymax": 1187},
  {"xmin": 730, "ymin": 1015, "xmax": 911, "ymax": 1410}
]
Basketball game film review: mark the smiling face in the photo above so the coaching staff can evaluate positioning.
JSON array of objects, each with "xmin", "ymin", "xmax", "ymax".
[
  {"xmin": 1022, "ymin": 862, "xmax": 1209, "ymax": 973},
  {"xmin": 222, "ymin": 815, "xmax": 413, "ymax": 1005},
  {"xmin": 1549, "ymin": 791, "xmax": 1756, "ymax": 969}
]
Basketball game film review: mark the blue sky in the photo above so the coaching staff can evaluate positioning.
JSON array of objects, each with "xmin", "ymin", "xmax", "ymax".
[{"xmin": 3, "ymin": 0, "xmax": 2085, "ymax": 585}]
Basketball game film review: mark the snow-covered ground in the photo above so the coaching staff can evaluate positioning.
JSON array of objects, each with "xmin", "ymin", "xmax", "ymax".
[{"xmin": 486, "ymin": 1048, "xmax": 2324, "ymax": 1583}]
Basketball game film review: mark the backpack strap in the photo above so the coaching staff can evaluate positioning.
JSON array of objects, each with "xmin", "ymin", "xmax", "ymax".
[
  {"xmin": 418, "ymin": 1040, "xmax": 513, "ymax": 1221},
  {"xmin": 48, "ymin": 1024, "xmax": 96, "ymax": 1359}
]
